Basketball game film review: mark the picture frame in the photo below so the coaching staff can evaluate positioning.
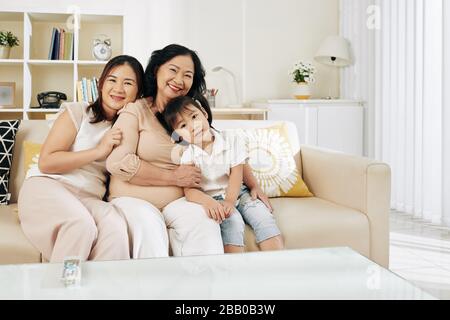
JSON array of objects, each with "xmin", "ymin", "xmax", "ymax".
[{"xmin": 0, "ymin": 82, "xmax": 15, "ymax": 108}]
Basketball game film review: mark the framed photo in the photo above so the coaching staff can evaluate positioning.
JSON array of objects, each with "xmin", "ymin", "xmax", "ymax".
[{"xmin": 0, "ymin": 82, "xmax": 15, "ymax": 108}]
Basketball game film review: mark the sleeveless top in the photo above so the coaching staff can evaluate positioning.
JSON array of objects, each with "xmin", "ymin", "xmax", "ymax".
[{"xmin": 26, "ymin": 102, "xmax": 112, "ymax": 199}]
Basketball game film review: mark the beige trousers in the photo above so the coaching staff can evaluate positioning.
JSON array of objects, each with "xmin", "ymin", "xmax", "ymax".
[
  {"xmin": 111, "ymin": 196, "xmax": 224, "ymax": 258},
  {"xmin": 18, "ymin": 177, "xmax": 129, "ymax": 263}
]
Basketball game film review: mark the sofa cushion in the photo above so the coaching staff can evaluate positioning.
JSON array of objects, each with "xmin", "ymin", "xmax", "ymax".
[
  {"xmin": 244, "ymin": 197, "xmax": 370, "ymax": 259},
  {"xmin": 0, "ymin": 120, "xmax": 20, "ymax": 204},
  {"xmin": 213, "ymin": 120, "xmax": 303, "ymax": 178},
  {"xmin": 0, "ymin": 204, "xmax": 41, "ymax": 264},
  {"xmin": 231, "ymin": 122, "xmax": 312, "ymax": 197},
  {"xmin": 23, "ymin": 140, "xmax": 42, "ymax": 176},
  {"xmin": 10, "ymin": 121, "xmax": 51, "ymax": 203}
]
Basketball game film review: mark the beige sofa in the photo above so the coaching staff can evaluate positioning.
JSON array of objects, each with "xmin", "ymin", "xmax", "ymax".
[{"xmin": 0, "ymin": 120, "xmax": 391, "ymax": 267}]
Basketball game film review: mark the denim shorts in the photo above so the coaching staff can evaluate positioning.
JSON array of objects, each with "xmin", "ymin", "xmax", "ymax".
[{"xmin": 213, "ymin": 186, "xmax": 281, "ymax": 246}]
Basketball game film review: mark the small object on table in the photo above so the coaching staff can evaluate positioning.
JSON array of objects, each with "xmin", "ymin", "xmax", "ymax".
[
  {"xmin": 61, "ymin": 256, "xmax": 82, "ymax": 287},
  {"xmin": 206, "ymin": 88, "xmax": 218, "ymax": 108}
]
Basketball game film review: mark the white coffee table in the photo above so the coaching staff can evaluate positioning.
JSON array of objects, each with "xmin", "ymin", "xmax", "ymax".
[{"xmin": 0, "ymin": 247, "xmax": 435, "ymax": 300}]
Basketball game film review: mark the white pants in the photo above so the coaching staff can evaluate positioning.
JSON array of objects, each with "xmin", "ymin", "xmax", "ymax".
[
  {"xmin": 110, "ymin": 197, "xmax": 169, "ymax": 258},
  {"xmin": 111, "ymin": 197, "xmax": 223, "ymax": 258}
]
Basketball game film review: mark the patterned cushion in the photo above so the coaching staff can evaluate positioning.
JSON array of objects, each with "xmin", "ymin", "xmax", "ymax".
[
  {"xmin": 0, "ymin": 120, "xmax": 20, "ymax": 205},
  {"xmin": 231, "ymin": 123, "xmax": 313, "ymax": 198},
  {"xmin": 23, "ymin": 140, "xmax": 42, "ymax": 176}
]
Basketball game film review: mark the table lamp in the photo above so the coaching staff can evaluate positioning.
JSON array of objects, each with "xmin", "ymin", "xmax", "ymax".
[
  {"xmin": 211, "ymin": 66, "xmax": 241, "ymax": 108},
  {"xmin": 314, "ymin": 36, "xmax": 351, "ymax": 99}
]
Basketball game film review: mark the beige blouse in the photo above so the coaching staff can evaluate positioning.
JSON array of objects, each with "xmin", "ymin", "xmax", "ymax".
[{"xmin": 106, "ymin": 98, "xmax": 184, "ymax": 209}]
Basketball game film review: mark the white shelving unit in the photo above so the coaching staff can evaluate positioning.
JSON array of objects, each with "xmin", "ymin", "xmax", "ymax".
[{"xmin": 0, "ymin": 11, "xmax": 123, "ymax": 119}]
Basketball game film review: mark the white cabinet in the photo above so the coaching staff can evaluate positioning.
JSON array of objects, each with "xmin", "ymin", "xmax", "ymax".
[{"xmin": 256, "ymin": 99, "xmax": 364, "ymax": 156}]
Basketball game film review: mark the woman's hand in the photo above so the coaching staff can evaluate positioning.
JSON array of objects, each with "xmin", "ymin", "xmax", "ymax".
[
  {"xmin": 250, "ymin": 186, "xmax": 273, "ymax": 212},
  {"xmin": 96, "ymin": 128, "xmax": 122, "ymax": 160},
  {"xmin": 203, "ymin": 198, "xmax": 226, "ymax": 223},
  {"xmin": 174, "ymin": 165, "xmax": 202, "ymax": 188}
]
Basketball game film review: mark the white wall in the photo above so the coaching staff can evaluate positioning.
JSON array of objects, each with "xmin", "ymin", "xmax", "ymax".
[
  {"xmin": 1, "ymin": 0, "xmax": 339, "ymax": 106},
  {"xmin": 244, "ymin": 0, "xmax": 340, "ymax": 102}
]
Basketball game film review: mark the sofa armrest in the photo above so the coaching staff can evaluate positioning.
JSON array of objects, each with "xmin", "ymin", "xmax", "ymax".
[{"xmin": 300, "ymin": 145, "xmax": 391, "ymax": 267}]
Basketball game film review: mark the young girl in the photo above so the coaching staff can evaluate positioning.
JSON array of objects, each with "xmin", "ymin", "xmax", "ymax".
[
  {"xmin": 162, "ymin": 96, "xmax": 284, "ymax": 253},
  {"xmin": 18, "ymin": 55, "xmax": 145, "ymax": 263}
]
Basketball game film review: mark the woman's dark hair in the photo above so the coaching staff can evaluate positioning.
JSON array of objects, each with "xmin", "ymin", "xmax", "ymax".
[
  {"xmin": 143, "ymin": 44, "xmax": 212, "ymax": 126},
  {"xmin": 87, "ymin": 55, "xmax": 144, "ymax": 123}
]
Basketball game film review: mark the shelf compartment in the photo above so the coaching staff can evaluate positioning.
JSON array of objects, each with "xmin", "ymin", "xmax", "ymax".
[
  {"xmin": 0, "ymin": 12, "xmax": 24, "ymax": 60},
  {"xmin": 78, "ymin": 14, "xmax": 123, "ymax": 61},
  {"xmin": 78, "ymin": 64, "xmax": 104, "ymax": 80},
  {"xmin": 29, "ymin": 64, "xmax": 74, "ymax": 108},
  {"xmin": 0, "ymin": 64, "xmax": 23, "ymax": 108},
  {"xmin": 28, "ymin": 12, "xmax": 74, "ymax": 61}
]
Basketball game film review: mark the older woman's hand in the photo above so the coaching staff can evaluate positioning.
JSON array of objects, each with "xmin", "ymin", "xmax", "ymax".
[
  {"xmin": 174, "ymin": 165, "xmax": 202, "ymax": 188},
  {"xmin": 250, "ymin": 186, "xmax": 273, "ymax": 212}
]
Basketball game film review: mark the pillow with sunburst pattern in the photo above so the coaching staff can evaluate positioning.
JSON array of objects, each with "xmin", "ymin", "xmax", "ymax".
[
  {"xmin": 23, "ymin": 140, "xmax": 42, "ymax": 177},
  {"xmin": 231, "ymin": 123, "xmax": 313, "ymax": 198}
]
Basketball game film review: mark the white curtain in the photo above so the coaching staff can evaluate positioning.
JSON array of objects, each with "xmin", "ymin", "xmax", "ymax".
[{"xmin": 340, "ymin": 0, "xmax": 450, "ymax": 226}]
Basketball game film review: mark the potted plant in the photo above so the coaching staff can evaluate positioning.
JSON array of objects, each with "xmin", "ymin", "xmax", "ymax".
[
  {"xmin": 290, "ymin": 61, "xmax": 315, "ymax": 99},
  {"xmin": 0, "ymin": 31, "xmax": 20, "ymax": 59}
]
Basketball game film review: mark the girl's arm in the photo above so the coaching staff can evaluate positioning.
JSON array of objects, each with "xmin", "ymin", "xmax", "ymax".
[
  {"xmin": 243, "ymin": 163, "xmax": 258, "ymax": 189},
  {"xmin": 184, "ymin": 187, "xmax": 216, "ymax": 206},
  {"xmin": 243, "ymin": 163, "xmax": 273, "ymax": 212},
  {"xmin": 106, "ymin": 109, "xmax": 201, "ymax": 187},
  {"xmin": 225, "ymin": 164, "xmax": 244, "ymax": 205},
  {"xmin": 38, "ymin": 110, "xmax": 118, "ymax": 174},
  {"xmin": 184, "ymin": 187, "xmax": 225, "ymax": 222}
]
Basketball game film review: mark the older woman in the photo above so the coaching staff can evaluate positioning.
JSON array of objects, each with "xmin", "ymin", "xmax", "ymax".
[{"xmin": 106, "ymin": 44, "xmax": 272, "ymax": 258}]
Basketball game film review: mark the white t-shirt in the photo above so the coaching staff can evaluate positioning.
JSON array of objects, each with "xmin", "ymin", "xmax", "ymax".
[
  {"xmin": 180, "ymin": 130, "xmax": 248, "ymax": 197},
  {"xmin": 26, "ymin": 102, "xmax": 112, "ymax": 199}
]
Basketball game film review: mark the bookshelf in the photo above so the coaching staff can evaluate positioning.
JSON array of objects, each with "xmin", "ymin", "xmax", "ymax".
[{"xmin": 0, "ymin": 11, "xmax": 123, "ymax": 120}]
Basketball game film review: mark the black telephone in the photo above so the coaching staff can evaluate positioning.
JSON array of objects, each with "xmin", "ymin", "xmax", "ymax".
[{"xmin": 37, "ymin": 91, "xmax": 67, "ymax": 108}]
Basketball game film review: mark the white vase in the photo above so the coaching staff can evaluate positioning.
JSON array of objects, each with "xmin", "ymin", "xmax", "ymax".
[
  {"xmin": 0, "ymin": 46, "xmax": 11, "ymax": 59},
  {"xmin": 293, "ymin": 82, "xmax": 311, "ymax": 100}
]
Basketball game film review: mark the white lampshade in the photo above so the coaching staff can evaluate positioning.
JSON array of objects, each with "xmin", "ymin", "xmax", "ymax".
[{"xmin": 314, "ymin": 36, "xmax": 351, "ymax": 67}]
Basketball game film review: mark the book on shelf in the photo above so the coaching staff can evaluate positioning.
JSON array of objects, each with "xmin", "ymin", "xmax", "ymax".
[
  {"xmin": 63, "ymin": 32, "xmax": 73, "ymax": 60},
  {"xmin": 48, "ymin": 28, "xmax": 74, "ymax": 60},
  {"xmin": 48, "ymin": 28, "xmax": 57, "ymax": 60},
  {"xmin": 77, "ymin": 77, "xmax": 99, "ymax": 103},
  {"xmin": 59, "ymin": 29, "xmax": 64, "ymax": 60},
  {"xmin": 52, "ymin": 28, "xmax": 59, "ymax": 60}
]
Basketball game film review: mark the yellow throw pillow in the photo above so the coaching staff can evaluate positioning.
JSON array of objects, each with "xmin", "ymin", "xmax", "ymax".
[
  {"xmin": 232, "ymin": 123, "xmax": 313, "ymax": 198},
  {"xmin": 23, "ymin": 140, "xmax": 42, "ymax": 176}
]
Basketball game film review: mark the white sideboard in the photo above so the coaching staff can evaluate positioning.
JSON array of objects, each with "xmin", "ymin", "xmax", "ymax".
[{"xmin": 252, "ymin": 99, "xmax": 364, "ymax": 156}]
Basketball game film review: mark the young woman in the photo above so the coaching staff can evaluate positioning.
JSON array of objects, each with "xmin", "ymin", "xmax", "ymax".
[
  {"xmin": 18, "ymin": 55, "xmax": 145, "ymax": 263},
  {"xmin": 162, "ymin": 96, "xmax": 284, "ymax": 253}
]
